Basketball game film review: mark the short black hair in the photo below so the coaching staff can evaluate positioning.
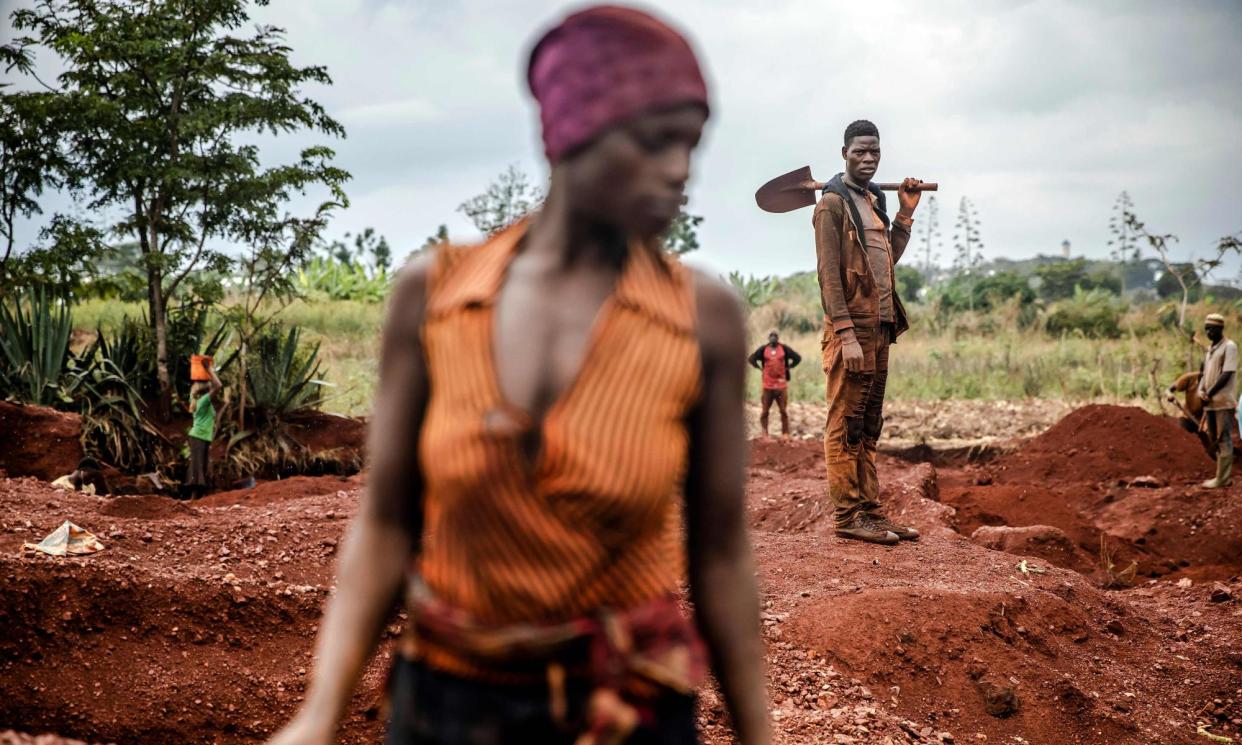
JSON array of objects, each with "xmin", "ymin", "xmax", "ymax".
[
  {"xmin": 77, "ymin": 457, "xmax": 101, "ymax": 472},
  {"xmin": 844, "ymin": 119, "xmax": 879, "ymax": 147}
]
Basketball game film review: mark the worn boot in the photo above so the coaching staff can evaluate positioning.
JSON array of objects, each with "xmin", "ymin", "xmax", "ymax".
[
  {"xmin": 866, "ymin": 513, "xmax": 921, "ymax": 541},
  {"xmin": 1202, "ymin": 453, "xmax": 1234, "ymax": 488},
  {"xmin": 835, "ymin": 513, "xmax": 899, "ymax": 545}
]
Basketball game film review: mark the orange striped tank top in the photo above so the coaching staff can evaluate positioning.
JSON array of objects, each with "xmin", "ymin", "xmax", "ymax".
[{"xmin": 415, "ymin": 221, "xmax": 702, "ymax": 673}]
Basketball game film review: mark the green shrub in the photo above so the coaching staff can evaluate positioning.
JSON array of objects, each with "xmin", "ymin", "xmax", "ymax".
[
  {"xmin": 295, "ymin": 256, "xmax": 390, "ymax": 302},
  {"xmin": 931, "ymin": 271, "xmax": 1035, "ymax": 315},
  {"xmin": 895, "ymin": 265, "xmax": 924, "ymax": 301},
  {"xmin": 1044, "ymin": 288, "xmax": 1123, "ymax": 338}
]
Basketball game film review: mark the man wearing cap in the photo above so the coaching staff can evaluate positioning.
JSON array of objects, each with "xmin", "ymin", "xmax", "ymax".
[
  {"xmin": 1198, "ymin": 313, "xmax": 1236, "ymax": 488},
  {"xmin": 748, "ymin": 330, "xmax": 801, "ymax": 438}
]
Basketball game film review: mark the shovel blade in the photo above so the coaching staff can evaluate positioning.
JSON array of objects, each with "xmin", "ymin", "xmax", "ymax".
[{"xmin": 755, "ymin": 165, "xmax": 820, "ymax": 213}]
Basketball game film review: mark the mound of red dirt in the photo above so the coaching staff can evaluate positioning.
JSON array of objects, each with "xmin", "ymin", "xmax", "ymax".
[
  {"xmin": 971, "ymin": 524, "xmax": 1096, "ymax": 575},
  {"xmin": 284, "ymin": 410, "xmax": 367, "ymax": 456},
  {"xmin": 744, "ymin": 441, "xmax": 1242, "ymax": 744},
  {"xmin": 0, "ymin": 402, "xmax": 83, "ymax": 481},
  {"xmin": 0, "ymin": 732, "xmax": 103, "ymax": 745},
  {"xmin": 98, "ymin": 495, "xmax": 198, "ymax": 520},
  {"xmin": 996, "ymin": 404, "xmax": 1210, "ymax": 484},
  {"xmin": 939, "ymin": 405, "xmax": 1242, "ymax": 581},
  {"xmin": 200, "ymin": 474, "xmax": 361, "ymax": 507}
]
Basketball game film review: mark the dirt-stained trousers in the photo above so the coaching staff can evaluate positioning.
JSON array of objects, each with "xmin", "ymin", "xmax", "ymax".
[{"xmin": 822, "ymin": 323, "xmax": 893, "ymax": 525}]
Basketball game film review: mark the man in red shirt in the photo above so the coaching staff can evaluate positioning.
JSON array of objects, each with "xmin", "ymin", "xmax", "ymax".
[{"xmin": 748, "ymin": 331, "xmax": 801, "ymax": 438}]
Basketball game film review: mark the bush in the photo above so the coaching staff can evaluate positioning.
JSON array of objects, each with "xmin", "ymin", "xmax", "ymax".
[
  {"xmin": 1044, "ymin": 288, "xmax": 1123, "ymax": 338},
  {"xmin": 931, "ymin": 271, "xmax": 1034, "ymax": 314},
  {"xmin": 896, "ymin": 265, "xmax": 924, "ymax": 301},
  {"xmin": 295, "ymin": 256, "xmax": 390, "ymax": 302}
]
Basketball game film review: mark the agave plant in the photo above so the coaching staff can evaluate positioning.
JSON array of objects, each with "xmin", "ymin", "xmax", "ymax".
[
  {"xmin": 245, "ymin": 324, "xmax": 326, "ymax": 417},
  {"xmin": 0, "ymin": 287, "xmax": 74, "ymax": 405},
  {"xmin": 69, "ymin": 353, "xmax": 173, "ymax": 473}
]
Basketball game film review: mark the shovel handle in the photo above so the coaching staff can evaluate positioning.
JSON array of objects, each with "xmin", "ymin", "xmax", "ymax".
[
  {"xmin": 876, "ymin": 182, "xmax": 938, "ymax": 192},
  {"xmin": 803, "ymin": 181, "xmax": 938, "ymax": 192}
]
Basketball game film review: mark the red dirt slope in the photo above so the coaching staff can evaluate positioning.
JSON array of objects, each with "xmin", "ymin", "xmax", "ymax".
[
  {"xmin": 0, "ymin": 402, "xmax": 83, "ymax": 481},
  {"xmin": 939, "ymin": 405, "xmax": 1242, "ymax": 580}
]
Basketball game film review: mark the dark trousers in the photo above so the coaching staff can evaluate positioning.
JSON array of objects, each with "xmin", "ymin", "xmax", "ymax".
[
  {"xmin": 759, "ymin": 388, "xmax": 790, "ymax": 435},
  {"xmin": 185, "ymin": 437, "xmax": 210, "ymax": 494},
  {"xmin": 822, "ymin": 323, "xmax": 892, "ymax": 525},
  {"xmin": 1205, "ymin": 409, "xmax": 1235, "ymax": 458},
  {"xmin": 386, "ymin": 658, "xmax": 698, "ymax": 745}
]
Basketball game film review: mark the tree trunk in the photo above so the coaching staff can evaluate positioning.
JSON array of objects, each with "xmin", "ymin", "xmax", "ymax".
[
  {"xmin": 238, "ymin": 338, "xmax": 247, "ymax": 433},
  {"xmin": 148, "ymin": 268, "xmax": 172, "ymax": 422}
]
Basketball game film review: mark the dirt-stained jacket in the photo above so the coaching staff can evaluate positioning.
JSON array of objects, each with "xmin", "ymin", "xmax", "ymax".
[{"xmin": 812, "ymin": 174, "xmax": 912, "ymax": 338}]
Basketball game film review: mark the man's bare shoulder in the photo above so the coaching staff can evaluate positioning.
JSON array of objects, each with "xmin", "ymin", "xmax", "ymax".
[
  {"xmin": 690, "ymin": 269, "xmax": 746, "ymax": 360},
  {"xmin": 386, "ymin": 251, "xmax": 438, "ymax": 334}
]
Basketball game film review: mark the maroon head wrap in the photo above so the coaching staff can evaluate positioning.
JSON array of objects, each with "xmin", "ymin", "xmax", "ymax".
[{"xmin": 527, "ymin": 5, "xmax": 710, "ymax": 163}]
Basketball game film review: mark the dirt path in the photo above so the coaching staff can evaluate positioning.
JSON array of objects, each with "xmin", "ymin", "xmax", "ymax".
[{"xmin": 2, "ymin": 405, "xmax": 1240, "ymax": 744}]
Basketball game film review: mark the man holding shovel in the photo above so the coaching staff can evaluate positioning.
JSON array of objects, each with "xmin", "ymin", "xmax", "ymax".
[{"xmin": 813, "ymin": 119, "xmax": 924, "ymax": 545}]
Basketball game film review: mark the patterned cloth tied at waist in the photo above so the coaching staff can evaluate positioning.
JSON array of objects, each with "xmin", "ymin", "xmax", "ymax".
[{"xmin": 400, "ymin": 577, "xmax": 706, "ymax": 745}]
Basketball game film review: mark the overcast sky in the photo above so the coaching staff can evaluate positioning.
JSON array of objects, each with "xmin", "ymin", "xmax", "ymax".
[{"xmin": 6, "ymin": 0, "xmax": 1242, "ymax": 280}]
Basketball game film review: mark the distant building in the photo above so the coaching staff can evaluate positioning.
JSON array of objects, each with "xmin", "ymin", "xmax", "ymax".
[{"xmin": 1061, "ymin": 239, "xmax": 1071, "ymax": 258}]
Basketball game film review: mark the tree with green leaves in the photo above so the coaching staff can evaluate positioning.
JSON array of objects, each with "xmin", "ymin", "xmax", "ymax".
[
  {"xmin": 459, "ymin": 165, "xmax": 544, "ymax": 235},
  {"xmin": 3, "ymin": 0, "xmax": 349, "ymax": 419},
  {"xmin": 0, "ymin": 90, "xmax": 55, "ymax": 273},
  {"xmin": 0, "ymin": 85, "xmax": 106, "ymax": 294},
  {"xmin": 420, "ymin": 224, "xmax": 449, "ymax": 255},
  {"xmin": 664, "ymin": 209, "xmax": 702, "ymax": 255},
  {"xmin": 323, "ymin": 227, "xmax": 392, "ymax": 270}
]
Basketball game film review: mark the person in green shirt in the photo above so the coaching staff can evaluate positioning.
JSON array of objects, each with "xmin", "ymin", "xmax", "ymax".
[{"xmin": 184, "ymin": 359, "xmax": 223, "ymax": 499}]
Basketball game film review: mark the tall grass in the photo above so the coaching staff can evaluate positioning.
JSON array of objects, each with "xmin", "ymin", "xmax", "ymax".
[
  {"xmin": 74, "ymin": 292, "xmax": 1219, "ymax": 417},
  {"xmin": 747, "ymin": 320, "xmax": 1198, "ymax": 405}
]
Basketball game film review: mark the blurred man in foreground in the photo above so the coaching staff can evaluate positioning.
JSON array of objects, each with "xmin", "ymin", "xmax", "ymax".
[{"xmin": 269, "ymin": 6, "xmax": 768, "ymax": 745}]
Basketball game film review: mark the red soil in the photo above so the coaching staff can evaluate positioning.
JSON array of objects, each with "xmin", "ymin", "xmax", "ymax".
[
  {"xmin": 282, "ymin": 409, "xmax": 368, "ymax": 459},
  {"xmin": 939, "ymin": 404, "xmax": 1242, "ymax": 580},
  {"xmin": 988, "ymin": 404, "xmax": 1211, "ymax": 485},
  {"xmin": 1, "ymin": 407, "xmax": 1240, "ymax": 744},
  {"xmin": 0, "ymin": 402, "xmax": 83, "ymax": 481}
]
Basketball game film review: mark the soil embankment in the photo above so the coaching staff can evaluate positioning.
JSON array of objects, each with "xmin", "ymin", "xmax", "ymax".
[
  {"xmin": 0, "ymin": 402, "xmax": 83, "ymax": 481},
  {"xmin": 1, "ymin": 405, "xmax": 1240, "ymax": 744}
]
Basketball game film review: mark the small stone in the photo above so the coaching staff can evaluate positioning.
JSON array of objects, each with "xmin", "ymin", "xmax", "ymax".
[
  {"xmin": 1210, "ymin": 584, "xmax": 1233, "ymax": 603},
  {"xmin": 1177, "ymin": 578, "xmax": 1193, "ymax": 589},
  {"xmin": 978, "ymin": 681, "xmax": 1019, "ymax": 718}
]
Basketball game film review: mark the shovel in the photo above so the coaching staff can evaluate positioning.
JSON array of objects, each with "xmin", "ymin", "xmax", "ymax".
[{"xmin": 755, "ymin": 165, "xmax": 938, "ymax": 213}]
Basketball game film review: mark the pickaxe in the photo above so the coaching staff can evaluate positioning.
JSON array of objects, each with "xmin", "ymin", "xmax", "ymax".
[{"xmin": 755, "ymin": 165, "xmax": 938, "ymax": 213}]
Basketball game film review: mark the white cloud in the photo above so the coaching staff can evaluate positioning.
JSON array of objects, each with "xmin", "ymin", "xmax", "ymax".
[{"xmin": 7, "ymin": 0, "xmax": 1242, "ymax": 280}]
